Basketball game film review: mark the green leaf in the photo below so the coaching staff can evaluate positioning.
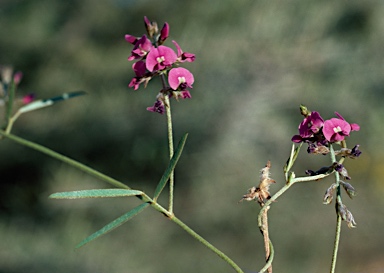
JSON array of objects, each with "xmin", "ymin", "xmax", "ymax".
[
  {"xmin": 49, "ymin": 189, "xmax": 144, "ymax": 199},
  {"xmin": 76, "ymin": 202, "xmax": 149, "ymax": 248},
  {"xmin": 18, "ymin": 91, "xmax": 86, "ymax": 114},
  {"xmin": 153, "ymin": 133, "xmax": 188, "ymax": 200},
  {"xmin": 284, "ymin": 142, "xmax": 302, "ymax": 174}
]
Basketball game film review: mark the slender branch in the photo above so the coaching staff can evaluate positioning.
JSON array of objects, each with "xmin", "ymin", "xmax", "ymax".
[
  {"xmin": 329, "ymin": 144, "xmax": 342, "ymax": 273},
  {"xmin": 261, "ymin": 206, "xmax": 272, "ymax": 273},
  {"xmin": 258, "ymin": 240, "xmax": 274, "ymax": 273},
  {"xmin": 330, "ymin": 204, "xmax": 342, "ymax": 273}
]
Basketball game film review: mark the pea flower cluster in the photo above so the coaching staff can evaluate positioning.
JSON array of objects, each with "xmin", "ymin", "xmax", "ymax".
[
  {"xmin": 125, "ymin": 17, "xmax": 195, "ymax": 114},
  {"xmin": 292, "ymin": 105, "xmax": 361, "ymax": 228},
  {"xmin": 291, "ymin": 106, "xmax": 360, "ymax": 153}
]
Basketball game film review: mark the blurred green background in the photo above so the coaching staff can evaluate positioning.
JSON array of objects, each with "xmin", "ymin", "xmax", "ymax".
[{"xmin": 1, "ymin": 0, "xmax": 383, "ymax": 272}]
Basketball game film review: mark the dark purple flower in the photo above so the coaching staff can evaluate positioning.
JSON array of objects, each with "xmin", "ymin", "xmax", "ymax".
[
  {"xmin": 171, "ymin": 90, "xmax": 192, "ymax": 99},
  {"xmin": 146, "ymin": 99, "xmax": 165, "ymax": 114},
  {"xmin": 351, "ymin": 145, "xmax": 362, "ymax": 157},
  {"xmin": 145, "ymin": 46, "xmax": 177, "ymax": 72}
]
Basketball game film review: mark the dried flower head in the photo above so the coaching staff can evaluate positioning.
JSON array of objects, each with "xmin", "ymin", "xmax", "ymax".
[{"xmin": 240, "ymin": 161, "xmax": 275, "ymax": 206}]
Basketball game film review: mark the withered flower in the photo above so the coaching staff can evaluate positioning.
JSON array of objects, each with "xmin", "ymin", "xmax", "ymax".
[{"xmin": 240, "ymin": 161, "xmax": 275, "ymax": 206}]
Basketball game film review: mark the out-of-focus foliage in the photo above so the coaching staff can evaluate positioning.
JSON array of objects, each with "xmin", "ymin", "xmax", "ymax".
[{"xmin": 1, "ymin": 0, "xmax": 383, "ymax": 272}]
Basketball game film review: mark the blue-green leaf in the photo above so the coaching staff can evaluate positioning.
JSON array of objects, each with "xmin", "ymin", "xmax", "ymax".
[
  {"xmin": 76, "ymin": 202, "xmax": 150, "ymax": 248},
  {"xmin": 153, "ymin": 133, "xmax": 188, "ymax": 200},
  {"xmin": 18, "ymin": 91, "xmax": 86, "ymax": 114},
  {"xmin": 49, "ymin": 189, "xmax": 144, "ymax": 199}
]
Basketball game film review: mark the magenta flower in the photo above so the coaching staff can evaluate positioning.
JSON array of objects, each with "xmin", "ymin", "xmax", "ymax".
[
  {"xmin": 22, "ymin": 93, "xmax": 34, "ymax": 104},
  {"xmin": 323, "ymin": 112, "xmax": 360, "ymax": 142},
  {"xmin": 128, "ymin": 61, "xmax": 148, "ymax": 90},
  {"xmin": 125, "ymin": 34, "xmax": 138, "ymax": 45},
  {"xmin": 172, "ymin": 41, "xmax": 195, "ymax": 63},
  {"xmin": 132, "ymin": 60, "xmax": 146, "ymax": 77},
  {"xmin": 146, "ymin": 46, "xmax": 177, "ymax": 72},
  {"xmin": 292, "ymin": 111, "xmax": 324, "ymax": 143},
  {"xmin": 335, "ymin": 112, "xmax": 360, "ymax": 132},
  {"xmin": 168, "ymin": 67, "xmax": 194, "ymax": 90},
  {"xmin": 127, "ymin": 35, "xmax": 153, "ymax": 61}
]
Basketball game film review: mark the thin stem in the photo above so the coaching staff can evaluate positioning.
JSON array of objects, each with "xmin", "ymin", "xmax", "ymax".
[
  {"xmin": 258, "ymin": 240, "xmax": 274, "ymax": 273},
  {"xmin": 171, "ymin": 215, "xmax": 244, "ymax": 273},
  {"xmin": 164, "ymin": 94, "xmax": 175, "ymax": 214},
  {"xmin": 330, "ymin": 204, "xmax": 342, "ymax": 273},
  {"xmin": 5, "ymin": 80, "xmax": 16, "ymax": 127},
  {"xmin": 329, "ymin": 144, "xmax": 342, "ymax": 273},
  {"xmin": 261, "ymin": 206, "xmax": 272, "ymax": 273}
]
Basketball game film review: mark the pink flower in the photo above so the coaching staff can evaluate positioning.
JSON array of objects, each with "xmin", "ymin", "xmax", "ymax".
[
  {"xmin": 128, "ymin": 61, "xmax": 148, "ymax": 90},
  {"xmin": 132, "ymin": 60, "xmax": 146, "ymax": 77},
  {"xmin": 125, "ymin": 34, "xmax": 138, "ymax": 45},
  {"xmin": 172, "ymin": 41, "xmax": 195, "ymax": 63},
  {"xmin": 127, "ymin": 35, "xmax": 153, "ymax": 61},
  {"xmin": 168, "ymin": 67, "xmax": 194, "ymax": 90},
  {"xmin": 323, "ymin": 119, "xmax": 351, "ymax": 142},
  {"xmin": 13, "ymin": 71, "xmax": 23, "ymax": 85},
  {"xmin": 145, "ymin": 46, "xmax": 177, "ymax": 72},
  {"xmin": 323, "ymin": 112, "xmax": 360, "ymax": 142},
  {"xmin": 22, "ymin": 93, "xmax": 34, "ymax": 104},
  {"xmin": 335, "ymin": 112, "xmax": 360, "ymax": 132}
]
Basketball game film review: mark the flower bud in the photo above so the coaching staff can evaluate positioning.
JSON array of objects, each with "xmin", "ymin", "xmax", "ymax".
[
  {"xmin": 299, "ymin": 104, "xmax": 310, "ymax": 117},
  {"xmin": 158, "ymin": 22, "xmax": 169, "ymax": 45}
]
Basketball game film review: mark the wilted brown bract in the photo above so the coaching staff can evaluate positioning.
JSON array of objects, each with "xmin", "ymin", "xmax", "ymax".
[{"xmin": 240, "ymin": 161, "xmax": 276, "ymax": 206}]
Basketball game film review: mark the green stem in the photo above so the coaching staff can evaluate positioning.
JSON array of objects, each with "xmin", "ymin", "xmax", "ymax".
[
  {"xmin": 329, "ymin": 144, "xmax": 342, "ymax": 273},
  {"xmin": 0, "ymin": 130, "xmax": 243, "ymax": 272},
  {"xmin": 171, "ymin": 215, "xmax": 244, "ymax": 273},
  {"xmin": 330, "ymin": 205, "xmax": 342, "ymax": 273},
  {"xmin": 4, "ymin": 80, "xmax": 16, "ymax": 127},
  {"xmin": 164, "ymin": 94, "xmax": 175, "ymax": 214}
]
